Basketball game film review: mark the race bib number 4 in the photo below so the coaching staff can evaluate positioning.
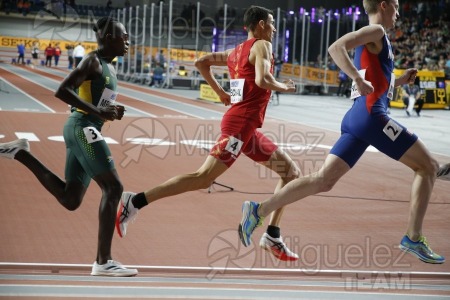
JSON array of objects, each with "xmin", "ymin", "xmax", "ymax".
[
  {"xmin": 98, "ymin": 88, "xmax": 118, "ymax": 108},
  {"xmin": 83, "ymin": 127, "xmax": 104, "ymax": 144},
  {"xmin": 230, "ymin": 79, "xmax": 245, "ymax": 104},
  {"xmin": 383, "ymin": 119, "xmax": 403, "ymax": 142},
  {"xmin": 225, "ymin": 136, "xmax": 243, "ymax": 156}
]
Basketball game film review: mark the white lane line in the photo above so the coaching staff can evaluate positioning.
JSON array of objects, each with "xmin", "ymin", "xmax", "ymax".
[
  {"xmin": 1, "ymin": 263, "xmax": 449, "ymax": 278},
  {"xmin": 0, "ymin": 284, "xmax": 442, "ymax": 299},
  {"xmin": 3, "ymin": 66, "xmax": 157, "ymax": 118},
  {"xmin": 47, "ymin": 135, "xmax": 119, "ymax": 144},
  {"xmin": 115, "ymin": 101, "xmax": 156, "ymax": 118},
  {"xmin": 0, "ymin": 75, "xmax": 55, "ymax": 113},
  {"xmin": 1, "ymin": 67, "xmax": 60, "ymax": 97},
  {"xmin": 4, "ymin": 65, "xmax": 219, "ymax": 120},
  {"xmin": 15, "ymin": 132, "xmax": 40, "ymax": 141},
  {"xmin": 118, "ymin": 85, "xmax": 209, "ymax": 120},
  {"xmin": 3, "ymin": 273, "xmax": 449, "ymax": 289}
]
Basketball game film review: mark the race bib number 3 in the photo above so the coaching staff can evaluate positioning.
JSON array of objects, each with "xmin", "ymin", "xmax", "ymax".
[
  {"xmin": 383, "ymin": 119, "xmax": 403, "ymax": 142},
  {"xmin": 98, "ymin": 88, "xmax": 118, "ymax": 108},
  {"xmin": 230, "ymin": 79, "xmax": 245, "ymax": 104},
  {"xmin": 225, "ymin": 136, "xmax": 243, "ymax": 156},
  {"xmin": 83, "ymin": 127, "xmax": 104, "ymax": 144}
]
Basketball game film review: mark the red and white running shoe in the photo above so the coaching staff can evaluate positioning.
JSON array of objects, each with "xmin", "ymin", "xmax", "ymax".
[
  {"xmin": 259, "ymin": 233, "xmax": 299, "ymax": 261},
  {"xmin": 116, "ymin": 192, "xmax": 138, "ymax": 238}
]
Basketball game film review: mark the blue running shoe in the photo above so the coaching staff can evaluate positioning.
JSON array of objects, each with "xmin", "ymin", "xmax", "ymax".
[
  {"xmin": 239, "ymin": 201, "xmax": 264, "ymax": 247},
  {"xmin": 399, "ymin": 235, "xmax": 445, "ymax": 264}
]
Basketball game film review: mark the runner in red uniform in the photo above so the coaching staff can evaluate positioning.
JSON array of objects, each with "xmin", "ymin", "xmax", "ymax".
[
  {"xmin": 210, "ymin": 37, "xmax": 280, "ymax": 167},
  {"xmin": 116, "ymin": 6, "xmax": 299, "ymax": 261}
]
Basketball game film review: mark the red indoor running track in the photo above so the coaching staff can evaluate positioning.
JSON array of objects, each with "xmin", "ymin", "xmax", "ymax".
[{"xmin": 0, "ymin": 64, "xmax": 449, "ymax": 299}]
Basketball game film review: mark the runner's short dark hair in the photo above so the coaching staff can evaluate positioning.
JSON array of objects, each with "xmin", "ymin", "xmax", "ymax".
[
  {"xmin": 93, "ymin": 17, "xmax": 119, "ymax": 33},
  {"xmin": 243, "ymin": 6, "xmax": 273, "ymax": 32}
]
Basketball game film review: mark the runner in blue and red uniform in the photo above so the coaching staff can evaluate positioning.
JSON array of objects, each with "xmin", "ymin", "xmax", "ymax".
[
  {"xmin": 239, "ymin": 0, "xmax": 448, "ymax": 264},
  {"xmin": 116, "ymin": 6, "xmax": 301, "ymax": 261}
]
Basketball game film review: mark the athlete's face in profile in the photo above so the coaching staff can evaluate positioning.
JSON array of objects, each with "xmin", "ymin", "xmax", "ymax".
[
  {"xmin": 106, "ymin": 23, "xmax": 129, "ymax": 57},
  {"xmin": 384, "ymin": 0, "xmax": 399, "ymax": 29},
  {"xmin": 261, "ymin": 14, "xmax": 276, "ymax": 43}
]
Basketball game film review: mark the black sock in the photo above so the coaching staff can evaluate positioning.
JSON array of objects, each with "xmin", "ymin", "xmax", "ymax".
[
  {"xmin": 131, "ymin": 192, "xmax": 148, "ymax": 209},
  {"xmin": 266, "ymin": 225, "xmax": 281, "ymax": 239}
]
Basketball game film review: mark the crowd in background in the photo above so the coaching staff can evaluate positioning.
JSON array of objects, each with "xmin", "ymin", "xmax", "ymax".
[
  {"xmin": 3, "ymin": 0, "xmax": 450, "ymax": 80},
  {"xmin": 391, "ymin": 1, "xmax": 449, "ymax": 77},
  {"xmin": 331, "ymin": 1, "xmax": 450, "ymax": 80},
  {"xmin": 13, "ymin": 41, "xmax": 83, "ymax": 70}
]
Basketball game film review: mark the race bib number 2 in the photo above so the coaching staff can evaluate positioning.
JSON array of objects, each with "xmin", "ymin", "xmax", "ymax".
[
  {"xmin": 83, "ymin": 127, "xmax": 104, "ymax": 144},
  {"xmin": 383, "ymin": 119, "xmax": 403, "ymax": 142}
]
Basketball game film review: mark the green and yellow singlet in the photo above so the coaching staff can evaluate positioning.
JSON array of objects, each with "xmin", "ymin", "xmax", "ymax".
[{"xmin": 74, "ymin": 54, "xmax": 118, "ymax": 122}]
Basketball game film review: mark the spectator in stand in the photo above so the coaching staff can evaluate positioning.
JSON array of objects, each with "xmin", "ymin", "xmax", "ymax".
[
  {"xmin": 54, "ymin": 43, "xmax": 62, "ymax": 67},
  {"xmin": 45, "ymin": 43, "xmax": 54, "ymax": 67},
  {"xmin": 22, "ymin": 0, "xmax": 30, "ymax": 16},
  {"xmin": 73, "ymin": 43, "xmax": 85, "ymax": 67},
  {"xmin": 445, "ymin": 55, "xmax": 450, "ymax": 77},
  {"xmin": 66, "ymin": 44, "xmax": 74, "ymax": 69},
  {"xmin": 437, "ymin": 54, "xmax": 446, "ymax": 69},
  {"xmin": 50, "ymin": 0, "xmax": 63, "ymax": 19},
  {"xmin": 273, "ymin": 56, "xmax": 283, "ymax": 101},
  {"xmin": 389, "ymin": 0, "xmax": 450, "ymax": 74},
  {"xmin": 328, "ymin": 56, "xmax": 338, "ymax": 71},
  {"xmin": 149, "ymin": 54, "xmax": 156, "ymax": 69},
  {"xmin": 402, "ymin": 1, "xmax": 411, "ymax": 18},
  {"xmin": 17, "ymin": 0, "xmax": 23, "ymax": 14},
  {"xmin": 117, "ymin": 56, "xmax": 123, "ymax": 71},
  {"xmin": 314, "ymin": 54, "xmax": 323, "ymax": 68},
  {"xmin": 3, "ymin": 0, "xmax": 12, "ymax": 14},
  {"xmin": 17, "ymin": 42, "xmax": 25, "ymax": 64},
  {"xmin": 155, "ymin": 49, "xmax": 165, "ymax": 67},
  {"xmin": 402, "ymin": 80, "xmax": 423, "ymax": 117},
  {"xmin": 150, "ymin": 63, "xmax": 164, "ymax": 87},
  {"xmin": 336, "ymin": 69, "xmax": 350, "ymax": 97},
  {"xmin": 417, "ymin": 1, "xmax": 426, "ymax": 24}
]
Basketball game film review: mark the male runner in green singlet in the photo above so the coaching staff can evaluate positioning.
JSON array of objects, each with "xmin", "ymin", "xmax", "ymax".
[{"xmin": 0, "ymin": 17, "xmax": 137, "ymax": 276}]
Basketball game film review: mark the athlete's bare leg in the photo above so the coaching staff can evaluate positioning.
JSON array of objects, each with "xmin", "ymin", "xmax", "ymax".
[
  {"xmin": 258, "ymin": 154, "xmax": 350, "ymax": 217},
  {"xmin": 14, "ymin": 150, "xmax": 87, "ymax": 210},
  {"xmin": 257, "ymin": 148, "xmax": 300, "ymax": 226},
  {"xmin": 93, "ymin": 170, "xmax": 123, "ymax": 264},
  {"xmin": 398, "ymin": 139, "xmax": 438, "ymax": 241},
  {"xmin": 143, "ymin": 155, "xmax": 228, "ymax": 203}
]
